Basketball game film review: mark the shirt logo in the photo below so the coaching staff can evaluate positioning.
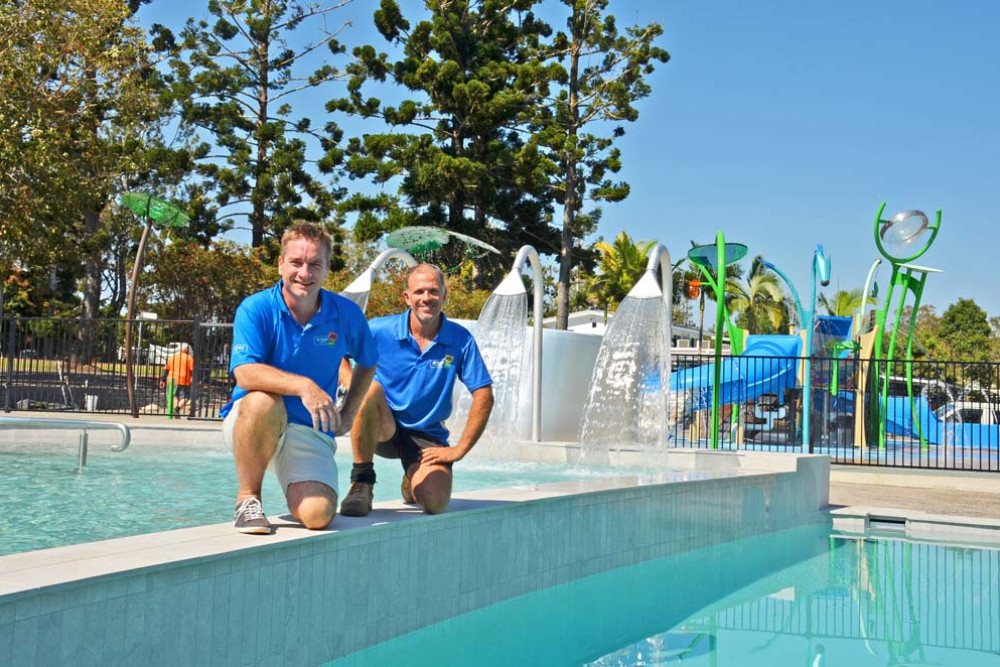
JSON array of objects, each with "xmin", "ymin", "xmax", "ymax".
[
  {"xmin": 313, "ymin": 331, "xmax": 338, "ymax": 347},
  {"xmin": 429, "ymin": 354, "xmax": 454, "ymax": 370}
]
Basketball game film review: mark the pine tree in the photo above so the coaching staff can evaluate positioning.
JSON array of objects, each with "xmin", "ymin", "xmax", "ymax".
[
  {"xmin": 153, "ymin": 0, "xmax": 351, "ymax": 256},
  {"xmin": 536, "ymin": 0, "xmax": 668, "ymax": 328},
  {"xmin": 329, "ymin": 0, "xmax": 560, "ymax": 281}
]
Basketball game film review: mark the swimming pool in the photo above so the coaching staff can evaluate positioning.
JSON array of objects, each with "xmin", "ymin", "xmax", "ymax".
[
  {"xmin": 326, "ymin": 522, "xmax": 1000, "ymax": 666},
  {"xmin": 0, "ymin": 442, "xmax": 651, "ymax": 556},
  {"xmin": 0, "ymin": 449, "xmax": 832, "ymax": 665}
]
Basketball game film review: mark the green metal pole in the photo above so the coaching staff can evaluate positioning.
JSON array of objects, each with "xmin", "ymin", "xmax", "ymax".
[
  {"xmin": 167, "ymin": 378, "xmax": 175, "ymax": 419},
  {"xmin": 710, "ymin": 232, "xmax": 726, "ymax": 449}
]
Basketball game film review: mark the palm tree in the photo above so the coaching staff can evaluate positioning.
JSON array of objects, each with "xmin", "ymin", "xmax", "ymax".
[
  {"xmin": 729, "ymin": 255, "xmax": 785, "ymax": 334},
  {"xmin": 588, "ymin": 231, "xmax": 656, "ymax": 311},
  {"xmin": 818, "ymin": 288, "xmax": 865, "ymax": 317}
]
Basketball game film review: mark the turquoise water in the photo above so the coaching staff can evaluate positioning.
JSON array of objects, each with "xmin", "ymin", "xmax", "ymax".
[
  {"xmin": 328, "ymin": 523, "xmax": 1000, "ymax": 667},
  {"xmin": 0, "ymin": 444, "xmax": 629, "ymax": 556}
]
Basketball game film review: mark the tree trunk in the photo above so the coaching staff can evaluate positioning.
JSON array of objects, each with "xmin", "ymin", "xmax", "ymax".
[
  {"xmin": 557, "ymin": 166, "xmax": 576, "ymax": 330},
  {"xmin": 82, "ymin": 210, "xmax": 102, "ymax": 320},
  {"xmin": 556, "ymin": 25, "xmax": 583, "ymax": 331}
]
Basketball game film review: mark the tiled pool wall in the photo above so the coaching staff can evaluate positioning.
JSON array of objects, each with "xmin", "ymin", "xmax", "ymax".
[{"xmin": 0, "ymin": 452, "xmax": 828, "ymax": 666}]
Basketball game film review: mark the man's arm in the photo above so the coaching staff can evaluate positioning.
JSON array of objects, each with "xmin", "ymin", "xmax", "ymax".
[
  {"xmin": 421, "ymin": 385, "xmax": 494, "ymax": 465},
  {"xmin": 233, "ymin": 363, "xmax": 341, "ymax": 433}
]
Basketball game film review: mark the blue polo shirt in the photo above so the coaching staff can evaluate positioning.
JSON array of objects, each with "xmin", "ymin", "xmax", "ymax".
[
  {"xmin": 370, "ymin": 310, "xmax": 492, "ymax": 445},
  {"xmin": 221, "ymin": 282, "xmax": 378, "ymax": 432}
]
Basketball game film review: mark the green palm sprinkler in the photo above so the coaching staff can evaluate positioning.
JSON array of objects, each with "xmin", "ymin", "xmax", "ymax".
[{"xmin": 687, "ymin": 232, "xmax": 748, "ymax": 449}]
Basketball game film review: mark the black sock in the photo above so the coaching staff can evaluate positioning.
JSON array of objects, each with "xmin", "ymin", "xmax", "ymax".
[{"xmin": 350, "ymin": 462, "xmax": 376, "ymax": 484}]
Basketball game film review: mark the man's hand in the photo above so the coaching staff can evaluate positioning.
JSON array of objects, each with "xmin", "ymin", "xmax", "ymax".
[
  {"xmin": 420, "ymin": 445, "xmax": 464, "ymax": 466},
  {"xmin": 299, "ymin": 380, "xmax": 341, "ymax": 434}
]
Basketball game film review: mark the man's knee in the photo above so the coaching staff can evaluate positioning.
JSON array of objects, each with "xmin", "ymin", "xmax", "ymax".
[
  {"xmin": 418, "ymin": 491, "xmax": 450, "ymax": 515},
  {"xmin": 412, "ymin": 467, "xmax": 452, "ymax": 515},
  {"xmin": 240, "ymin": 391, "xmax": 285, "ymax": 418},
  {"xmin": 287, "ymin": 482, "xmax": 337, "ymax": 530}
]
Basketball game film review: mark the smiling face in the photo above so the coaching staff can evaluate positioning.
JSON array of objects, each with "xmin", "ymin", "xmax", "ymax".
[
  {"xmin": 278, "ymin": 237, "xmax": 329, "ymax": 306},
  {"xmin": 404, "ymin": 265, "xmax": 446, "ymax": 330}
]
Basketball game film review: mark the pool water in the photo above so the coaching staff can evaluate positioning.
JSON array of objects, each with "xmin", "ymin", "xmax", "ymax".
[
  {"xmin": 0, "ymin": 444, "xmax": 639, "ymax": 556},
  {"xmin": 327, "ymin": 523, "xmax": 1000, "ymax": 667}
]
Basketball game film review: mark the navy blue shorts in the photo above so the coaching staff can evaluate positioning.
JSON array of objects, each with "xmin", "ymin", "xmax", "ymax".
[{"xmin": 376, "ymin": 428, "xmax": 452, "ymax": 473}]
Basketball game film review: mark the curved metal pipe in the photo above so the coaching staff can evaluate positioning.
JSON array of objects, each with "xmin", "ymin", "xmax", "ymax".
[
  {"xmin": 644, "ymin": 244, "xmax": 673, "ymax": 326},
  {"xmin": 508, "ymin": 245, "xmax": 544, "ymax": 442},
  {"xmin": 0, "ymin": 416, "xmax": 131, "ymax": 452},
  {"xmin": 760, "ymin": 259, "xmax": 805, "ymax": 329},
  {"xmin": 860, "ymin": 258, "xmax": 882, "ymax": 321},
  {"xmin": 340, "ymin": 248, "xmax": 419, "ymax": 310}
]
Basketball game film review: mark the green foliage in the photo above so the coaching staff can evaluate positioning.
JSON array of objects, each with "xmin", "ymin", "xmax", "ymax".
[
  {"xmin": 0, "ymin": 0, "xmax": 168, "ymax": 273},
  {"xmin": 536, "ymin": 0, "xmax": 669, "ymax": 327},
  {"xmin": 331, "ymin": 0, "xmax": 560, "ymax": 284},
  {"xmin": 0, "ymin": 264, "xmax": 80, "ymax": 318},
  {"xmin": 586, "ymin": 231, "xmax": 654, "ymax": 311},
  {"xmin": 153, "ymin": 0, "xmax": 350, "ymax": 253},
  {"xmin": 141, "ymin": 240, "xmax": 277, "ymax": 321},
  {"xmin": 818, "ymin": 288, "xmax": 866, "ymax": 317},
  {"xmin": 940, "ymin": 298, "xmax": 991, "ymax": 363},
  {"xmin": 729, "ymin": 256, "xmax": 785, "ymax": 334}
]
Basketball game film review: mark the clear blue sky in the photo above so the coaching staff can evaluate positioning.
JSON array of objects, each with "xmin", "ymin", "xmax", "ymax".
[{"xmin": 139, "ymin": 0, "xmax": 1000, "ymax": 320}]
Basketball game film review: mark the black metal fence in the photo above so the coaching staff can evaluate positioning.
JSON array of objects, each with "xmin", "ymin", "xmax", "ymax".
[
  {"xmin": 2, "ymin": 316, "xmax": 998, "ymax": 472},
  {"xmin": 670, "ymin": 351, "xmax": 1000, "ymax": 472},
  {"xmin": 0, "ymin": 315, "xmax": 234, "ymax": 420}
]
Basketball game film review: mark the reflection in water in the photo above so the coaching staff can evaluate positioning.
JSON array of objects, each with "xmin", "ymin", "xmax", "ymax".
[
  {"xmin": 329, "ymin": 525, "xmax": 1000, "ymax": 667},
  {"xmin": 590, "ymin": 535, "xmax": 1000, "ymax": 666}
]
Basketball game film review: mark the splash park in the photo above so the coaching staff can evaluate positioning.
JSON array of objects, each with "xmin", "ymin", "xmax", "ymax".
[{"xmin": 2, "ymin": 206, "xmax": 999, "ymax": 665}]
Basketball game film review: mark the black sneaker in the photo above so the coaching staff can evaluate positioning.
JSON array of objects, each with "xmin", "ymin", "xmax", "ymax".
[
  {"xmin": 340, "ymin": 481, "xmax": 374, "ymax": 516},
  {"xmin": 234, "ymin": 497, "xmax": 271, "ymax": 534}
]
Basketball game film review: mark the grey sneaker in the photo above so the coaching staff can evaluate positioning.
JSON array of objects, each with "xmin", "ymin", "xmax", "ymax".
[
  {"xmin": 340, "ymin": 481, "xmax": 374, "ymax": 516},
  {"xmin": 401, "ymin": 475, "xmax": 416, "ymax": 504},
  {"xmin": 234, "ymin": 497, "xmax": 271, "ymax": 534}
]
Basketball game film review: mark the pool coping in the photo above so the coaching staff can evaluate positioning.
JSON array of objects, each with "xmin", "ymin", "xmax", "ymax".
[
  {"xmin": 830, "ymin": 505, "xmax": 1000, "ymax": 547},
  {"xmin": 0, "ymin": 469, "xmax": 763, "ymax": 599}
]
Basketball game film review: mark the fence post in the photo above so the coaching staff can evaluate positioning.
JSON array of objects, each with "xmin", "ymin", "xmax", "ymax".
[
  {"xmin": 5, "ymin": 316, "xmax": 15, "ymax": 412},
  {"xmin": 190, "ymin": 316, "xmax": 201, "ymax": 420}
]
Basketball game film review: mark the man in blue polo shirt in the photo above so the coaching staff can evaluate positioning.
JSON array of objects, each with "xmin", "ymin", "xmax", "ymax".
[
  {"xmin": 221, "ymin": 222, "xmax": 378, "ymax": 534},
  {"xmin": 340, "ymin": 263, "xmax": 493, "ymax": 516}
]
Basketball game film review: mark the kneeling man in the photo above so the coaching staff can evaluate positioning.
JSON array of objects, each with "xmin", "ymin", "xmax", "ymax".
[{"xmin": 340, "ymin": 263, "xmax": 493, "ymax": 516}]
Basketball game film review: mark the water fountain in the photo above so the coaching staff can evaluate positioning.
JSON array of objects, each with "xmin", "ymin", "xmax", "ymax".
[
  {"xmin": 578, "ymin": 244, "xmax": 673, "ymax": 465},
  {"xmin": 450, "ymin": 246, "xmax": 544, "ymax": 455}
]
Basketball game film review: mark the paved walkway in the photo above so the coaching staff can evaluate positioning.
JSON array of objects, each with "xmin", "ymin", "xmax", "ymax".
[
  {"xmin": 830, "ymin": 466, "xmax": 1000, "ymax": 519},
  {"xmin": 830, "ymin": 480, "xmax": 1000, "ymax": 519}
]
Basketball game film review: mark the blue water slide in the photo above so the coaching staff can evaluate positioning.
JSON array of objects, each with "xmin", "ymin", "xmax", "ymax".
[
  {"xmin": 884, "ymin": 395, "xmax": 999, "ymax": 448},
  {"xmin": 670, "ymin": 335, "xmax": 802, "ymax": 410}
]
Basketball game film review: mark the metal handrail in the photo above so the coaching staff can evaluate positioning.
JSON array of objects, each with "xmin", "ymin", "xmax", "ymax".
[{"xmin": 0, "ymin": 416, "xmax": 131, "ymax": 452}]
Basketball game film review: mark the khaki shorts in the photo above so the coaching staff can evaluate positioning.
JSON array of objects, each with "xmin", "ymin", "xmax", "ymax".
[{"xmin": 222, "ymin": 399, "xmax": 339, "ymax": 494}]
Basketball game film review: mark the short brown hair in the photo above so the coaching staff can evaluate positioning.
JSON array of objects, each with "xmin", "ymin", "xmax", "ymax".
[
  {"xmin": 405, "ymin": 263, "xmax": 446, "ymax": 295},
  {"xmin": 280, "ymin": 222, "xmax": 332, "ymax": 261}
]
